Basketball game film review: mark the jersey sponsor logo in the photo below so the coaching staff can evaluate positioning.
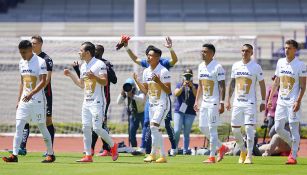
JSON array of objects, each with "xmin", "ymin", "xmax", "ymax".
[
  {"xmin": 236, "ymin": 72, "xmax": 250, "ymax": 76},
  {"xmin": 41, "ymin": 66, "xmax": 47, "ymax": 70},
  {"xmin": 22, "ymin": 69, "xmax": 34, "ymax": 73},
  {"xmin": 200, "ymin": 74, "xmax": 210, "ymax": 78},
  {"xmin": 280, "ymin": 70, "xmax": 293, "ymax": 75},
  {"xmin": 218, "ymin": 72, "xmax": 224, "ymax": 76},
  {"xmin": 164, "ymin": 75, "xmax": 170, "ymax": 79}
]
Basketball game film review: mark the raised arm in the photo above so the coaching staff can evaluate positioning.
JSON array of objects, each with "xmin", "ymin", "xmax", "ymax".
[
  {"xmin": 164, "ymin": 36, "xmax": 178, "ymax": 66},
  {"xmin": 124, "ymin": 41, "xmax": 142, "ymax": 65}
]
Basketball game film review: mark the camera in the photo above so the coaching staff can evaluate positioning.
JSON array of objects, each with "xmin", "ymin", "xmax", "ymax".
[
  {"xmin": 261, "ymin": 118, "xmax": 269, "ymax": 129},
  {"xmin": 183, "ymin": 74, "xmax": 192, "ymax": 81},
  {"xmin": 123, "ymin": 83, "xmax": 133, "ymax": 92}
]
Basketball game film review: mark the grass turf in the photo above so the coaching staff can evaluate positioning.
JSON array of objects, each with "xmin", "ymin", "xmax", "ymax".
[{"xmin": 1, "ymin": 152, "xmax": 307, "ymax": 175}]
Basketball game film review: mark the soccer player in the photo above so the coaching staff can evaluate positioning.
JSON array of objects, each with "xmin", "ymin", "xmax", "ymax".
[
  {"xmin": 267, "ymin": 39, "xmax": 306, "ymax": 164},
  {"xmin": 2, "ymin": 40, "xmax": 55, "ymax": 163},
  {"xmin": 133, "ymin": 45, "xmax": 171, "ymax": 163},
  {"xmin": 64, "ymin": 42, "xmax": 118, "ymax": 162},
  {"xmin": 226, "ymin": 44, "xmax": 266, "ymax": 164},
  {"xmin": 123, "ymin": 36, "xmax": 178, "ymax": 156},
  {"xmin": 73, "ymin": 44, "xmax": 117, "ymax": 156},
  {"xmin": 194, "ymin": 44, "xmax": 229, "ymax": 163}
]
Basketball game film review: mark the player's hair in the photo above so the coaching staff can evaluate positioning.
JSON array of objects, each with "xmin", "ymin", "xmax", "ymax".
[
  {"xmin": 285, "ymin": 39, "xmax": 298, "ymax": 49},
  {"xmin": 81, "ymin": 41, "xmax": 95, "ymax": 57},
  {"xmin": 95, "ymin": 44, "xmax": 104, "ymax": 56},
  {"xmin": 202, "ymin": 43, "xmax": 216, "ymax": 55},
  {"xmin": 145, "ymin": 45, "xmax": 162, "ymax": 57},
  {"xmin": 18, "ymin": 40, "xmax": 32, "ymax": 49},
  {"xmin": 243, "ymin": 44, "xmax": 253, "ymax": 50},
  {"xmin": 31, "ymin": 35, "xmax": 43, "ymax": 43}
]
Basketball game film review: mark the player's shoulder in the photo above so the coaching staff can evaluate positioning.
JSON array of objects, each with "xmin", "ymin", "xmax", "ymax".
[
  {"xmin": 231, "ymin": 60, "xmax": 241, "ymax": 68},
  {"xmin": 36, "ymin": 55, "xmax": 46, "ymax": 64}
]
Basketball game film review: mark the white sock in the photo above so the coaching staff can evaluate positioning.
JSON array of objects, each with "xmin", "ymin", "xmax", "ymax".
[
  {"xmin": 150, "ymin": 126, "xmax": 159, "ymax": 155},
  {"xmin": 275, "ymin": 119, "xmax": 292, "ymax": 146},
  {"xmin": 232, "ymin": 127, "xmax": 246, "ymax": 152},
  {"xmin": 82, "ymin": 125, "xmax": 92, "ymax": 156},
  {"xmin": 13, "ymin": 119, "xmax": 27, "ymax": 155},
  {"xmin": 37, "ymin": 123, "xmax": 54, "ymax": 155},
  {"xmin": 245, "ymin": 125, "xmax": 255, "ymax": 157},
  {"xmin": 93, "ymin": 127, "xmax": 114, "ymax": 147},
  {"xmin": 289, "ymin": 122, "xmax": 300, "ymax": 159},
  {"xmin": 158, "ymin": 130, "xmax": 165, "ymax": 157},
  {"xmin": 209, "ymin": 126, "xmax": 218, "ymax": 157}
]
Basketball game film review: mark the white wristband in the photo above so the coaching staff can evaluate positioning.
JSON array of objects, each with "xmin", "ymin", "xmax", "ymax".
[
  {"xmin": 169, "ymin": 48, "xmax": 174, "ymax": 51},
  {"xmin": 220, "ymin": 101, "xmax": 224, "ymax": 104}
]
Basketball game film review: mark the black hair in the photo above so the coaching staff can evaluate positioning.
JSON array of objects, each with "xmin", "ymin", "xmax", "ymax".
[
  {"xmin": 81, "ymin": 41, "xmax": 95, "ymax": 57},
  {"xmin": 31, "ymin": 35, "xmax": 43, "ymax": 43},
  {"xmin": 145, "ymin": 45, "xmax": 162, "ymax": 57},
  {"xmin": 285, "ymin": 39, "xmax": 299, "ymax": 49},
  {"xmin": 202, "ymin": 43, "xmax": 216, "ymax": 55},
  {"xmin": 243, "ymin": 44, "xmax": 253, "ymax": 50},
  {"xmin": 18, "ymin": 40, "xmax": 32, "ymax": 49},
  {"xmin": 95, "ymin": 44, "xmax": 104, "ymax": 58}
]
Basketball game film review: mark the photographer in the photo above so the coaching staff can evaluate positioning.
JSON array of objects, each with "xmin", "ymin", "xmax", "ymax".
[
  {"xmin": 117, "ymin": 78, "xmax": 145, "ymax": 147},
  {"xmin": 173, "ymin": 68, "xmax": 198, "ymax": 155}
]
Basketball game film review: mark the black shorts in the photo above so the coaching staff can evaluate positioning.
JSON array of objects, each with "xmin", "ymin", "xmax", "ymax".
[{"xmin": 45, "ymin": 93, "xmax": 52, "ymax": 117}]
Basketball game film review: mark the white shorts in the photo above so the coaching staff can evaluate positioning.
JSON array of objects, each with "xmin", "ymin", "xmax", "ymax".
[
  {"xmin": 149, "ymin": 98, "xmax": 170, "ymax": 127},
  {"xmin": 82, "ymin": 104, "xmax": 105, "ymax": 128},
  {"xmin": 231, "ymin": 105, "xmax": 256, "ymax": 126},
  {"xmin": 199, "ymin": 105, "xmax": 220, "ymax": 127},
  {"xmin": 16, "ymin": 100, "xmax": 46, "ymax": 123},
  {"xmin": 275, "ymin": 104, "xmax": 301, "ymax": 123}
]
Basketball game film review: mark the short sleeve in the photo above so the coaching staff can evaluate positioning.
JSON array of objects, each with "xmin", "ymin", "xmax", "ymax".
[
  {"xmin": 39, "ymin": 59, "xmax": 47, "ymax": 75},
  {"xmin": 141, "ymin": 59, "xmax": 149, "ymax": 68},
  {"xmin": 160, "ymin": 58, "xmax": 171, "ymax": 69},
  {"xmin": 161, "ymin": 69, "xmax": 171, "ymax": 83},
  {"xmin": 217, "ymin": 65, "xmax": 225, "ymax": 81},
  {"xmin": 299, "ymin": 62, "xmax": 307, "ymax": 77},
  {"xmin": 230, "ymin": 64, "xmax": 235, "ymax": 79},
  {"xmin": 275, "ymin": 60, "xmax": 280, "ymax": 77},
  {"xmin": 256, "ymin": 64, "xmax": 264, "ymax": 81},
  {"xmin": 98, "ymin": 61, "xmax": 107, "ymax": 75},
  {"xmin": 45, "ymin": 58, "xmax": 53, "ymax": 71}
]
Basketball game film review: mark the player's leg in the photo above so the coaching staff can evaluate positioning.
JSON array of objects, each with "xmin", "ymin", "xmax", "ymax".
[
  {"xmin": 286, "ymin": 106, "xmax": 301, "ymax": 164},
  {"xmin": 144, "ymin": 104, "xmax": 157, "ymax": 162},
  {"xmin": 164, "ymin": 100, "xmax": 177, "ymax": 155},
  {"xmin": 76, "ymin": 105, "xmax": 93, "ymax": 162},
  {"xmin": 46, "ymin": 94, "xmax": 55, "ymax": 146},
  {"xmin": 274, "ymin": 105, "xmax": 291, "ymax": 146},
  {"xmin": 100, "ymin": 102, "xmax": 111, "ymax": 155},
  {"xmin": 17, "ymin": 123, "xmax": 29, "ymax": 155},
  {"xmin": 231, "ymin": 106, "xmax": 246, "ymax": 163},
  {"xmin": 32, "ymin": 102, "xmax": 55, "ymax": 163},
  {"xmin": 91, "ymin": 105, "xmax": 118, "ymax": 161}
]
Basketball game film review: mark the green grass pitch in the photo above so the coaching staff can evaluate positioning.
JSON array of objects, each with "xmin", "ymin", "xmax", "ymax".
[{"xmin": 1, "ymin": 152, "xmax": 307, "ymax": 175}]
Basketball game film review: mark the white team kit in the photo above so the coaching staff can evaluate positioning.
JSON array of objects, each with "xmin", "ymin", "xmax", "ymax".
[
  {"xmin": 198, "ymin": 60, "xmax": 225, "ymax": 127},
  {"xmin": 275, "ymin": 57, "xmax": 307, "ymax": 123},
  {"xmin": 16, "ymin": 54, "xmax": 47, "ymax": 123},
  {"xmin": 80, "ymin": 57, "xmax": 107, "ymax": 127},
  {"xmin": 143, "ymin": 63, "xmax": 171, "ymax": 126},
  {"xmin": 230, "ymin": 60, "xmax": 264, "ymax": 126}
]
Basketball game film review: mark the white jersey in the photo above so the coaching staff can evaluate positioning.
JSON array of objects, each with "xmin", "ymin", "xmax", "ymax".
[
  {"xmin": 19, "ymin": 54, "xmax": 47, "ymax": 102},
  {"xmin": 143, "ymin": 63, "xmax": 171, "ymax": 105},
  {"xmin": 198, "ymin": 59, "xmax": 225, "ymax": 107},
  {"xmin": 80, "ymin": 57, "xmax": 107, "ymax": 105},
  {"xmin": 231, "ymin": 60, "xmax": 264, "ymax": 107},
  {"xmin": 275, "ymin": 57, "xmax": 307, "ymax": 106}
]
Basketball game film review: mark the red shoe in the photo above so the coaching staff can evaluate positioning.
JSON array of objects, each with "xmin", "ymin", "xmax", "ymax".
[
  {"xmin": 76, "ymin": 155, "xmax": 93, "ymax": 162},
  {"xmin": 97, "ymin": 150, "xmax": 111, "ymax": 157},
  {"xmin": 217, "ymin": 144, "xmax": 229, "ymax": 162},
  {"xmin": 203, "ymin": 157, "xmax": 216, "ymax": 163},
  {"xmin": 286, "ymin": 154, "xmax": 297, "ymax": 165},
  {"xmin": 2, "ymin": 154, "xmax": 18, "ymax": 162},
  {"xmin": 110, "ymin": 143, "xmax": 119, "ymax": 161}
]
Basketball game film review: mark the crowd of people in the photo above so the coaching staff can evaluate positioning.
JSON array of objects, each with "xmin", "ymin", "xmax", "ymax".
[{"xmin": 2, "ymin": 35, "xmax": 306, "ymax": 165}]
